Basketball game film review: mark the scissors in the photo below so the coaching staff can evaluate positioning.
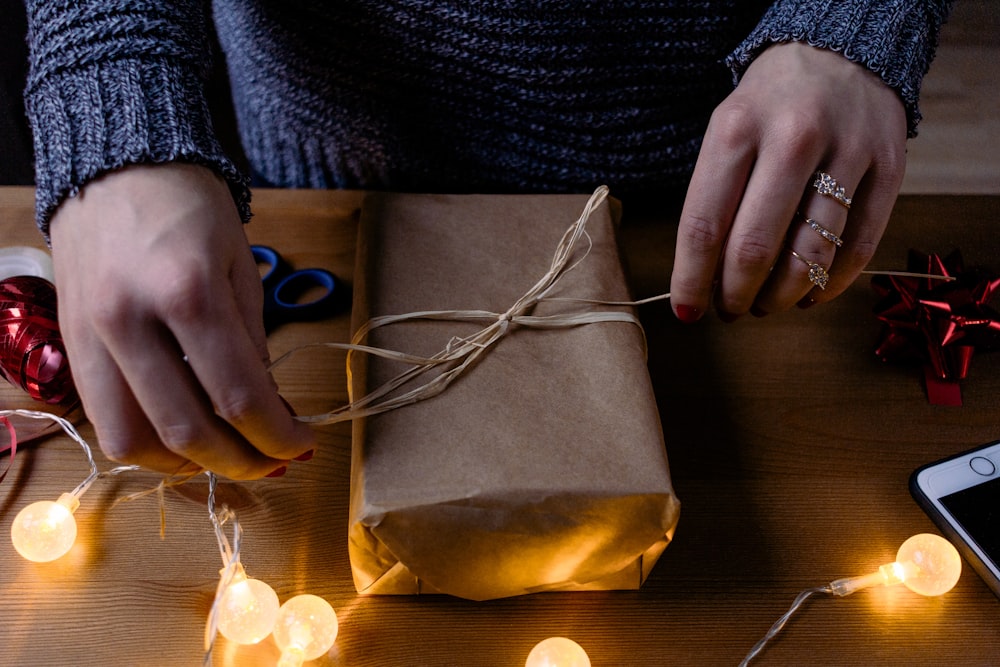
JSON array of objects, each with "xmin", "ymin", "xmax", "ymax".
[{"xmin": 251, "ymin": 245, "xmax": 349, "ymax": 333}]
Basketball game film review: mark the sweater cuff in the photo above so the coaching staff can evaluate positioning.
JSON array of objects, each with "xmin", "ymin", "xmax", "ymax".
[
  {"xmin": 727, "ymin": 0, "xmax": 953, "ymax": 137},
  {"xmin": 26, "ymin": 58, "xmax": 251, "ymax": 241}
]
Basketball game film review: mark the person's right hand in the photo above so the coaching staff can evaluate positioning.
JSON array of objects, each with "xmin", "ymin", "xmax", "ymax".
[{"xmin": 49, "ymin": 163, "xmax": 315, "ymax": 479}]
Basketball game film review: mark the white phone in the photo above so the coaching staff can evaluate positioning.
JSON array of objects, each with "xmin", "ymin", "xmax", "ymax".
[{"xmin": 911, "ymin": 440, "xmax": 1000, "ymax": 598}]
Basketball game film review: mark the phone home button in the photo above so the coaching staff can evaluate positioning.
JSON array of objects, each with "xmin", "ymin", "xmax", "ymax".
[{"xmin": 969, "ymin": 456, "xmax": 996, "ymax": 477}]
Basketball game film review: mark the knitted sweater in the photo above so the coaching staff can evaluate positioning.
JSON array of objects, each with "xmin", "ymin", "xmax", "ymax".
[{"xmin": 25, "ymin": 1, "xmax": 952, "ymax": 234}]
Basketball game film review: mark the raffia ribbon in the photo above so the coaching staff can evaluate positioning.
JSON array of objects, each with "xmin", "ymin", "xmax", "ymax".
[{"xmin": 270, "ymin": 185, "xmax": 670, "ymax": 425}]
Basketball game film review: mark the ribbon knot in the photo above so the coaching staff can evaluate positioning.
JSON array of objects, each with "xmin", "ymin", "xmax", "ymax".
[
  {"xmin": 270, "ymin": 186, "xmax": 671, "ymax": 425},
  {"xmin": 496, "ymin": 310, "xmax": 516, "ymax": 335}
]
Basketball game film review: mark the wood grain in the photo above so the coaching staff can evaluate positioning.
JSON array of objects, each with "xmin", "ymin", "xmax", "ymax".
[{"xmin": 1, "ymin": 186, "xmax": 999, "ymax": 666}]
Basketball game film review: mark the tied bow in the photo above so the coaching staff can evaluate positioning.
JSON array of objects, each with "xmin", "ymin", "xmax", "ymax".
[{"xmin": 872, "ymin": 249, "xmax": 1000, "ymax": 406}]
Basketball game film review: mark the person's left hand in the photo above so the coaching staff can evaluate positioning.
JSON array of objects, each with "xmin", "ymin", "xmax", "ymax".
[{"xmin": 669, "ymin": 41, "xmax": 908, "ymax": 323}]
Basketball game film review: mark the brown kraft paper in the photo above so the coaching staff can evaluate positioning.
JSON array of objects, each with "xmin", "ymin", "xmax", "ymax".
[{"xmin": 347, "ymin": 190, "xmax": 680, "ymax": 601}]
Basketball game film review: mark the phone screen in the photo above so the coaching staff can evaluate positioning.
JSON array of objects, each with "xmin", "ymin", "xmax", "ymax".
[{"xmin": 940, "ymin": 475, "xmax": 1000, "ymax": 567}]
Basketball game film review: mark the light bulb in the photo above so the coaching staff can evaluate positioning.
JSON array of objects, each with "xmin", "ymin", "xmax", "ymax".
[
  {"xmin": 830, "ymin": 533, "xmax": 961, "ymax": 597},
  {"xmin": 11, "ymin": 492, "xmax": 80, "ymax": 562},
  {"xmin": 216, "ymin": 564, "xmax": 281, "ymax": 645},
  {"xmin": 525, "ymin": 637, "xmax": 591, "ymax": 667},
  {"xmin": 273, "ymin": 594, "xmax": 339, "ymax": 667},
  {"xmin": 894, "ymin": 533, "xmax": 962, "ymax": 596}
]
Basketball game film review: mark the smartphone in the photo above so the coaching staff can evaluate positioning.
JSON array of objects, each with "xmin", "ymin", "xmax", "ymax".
[{"xmin": 911, "ymin": 440, "xmax": 1000, "ymax": 598}]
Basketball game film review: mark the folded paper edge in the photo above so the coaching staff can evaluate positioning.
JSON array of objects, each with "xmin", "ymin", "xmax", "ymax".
[{"xmin": 345, "ymin": 191, "xmax": 680, "ymax": 601}]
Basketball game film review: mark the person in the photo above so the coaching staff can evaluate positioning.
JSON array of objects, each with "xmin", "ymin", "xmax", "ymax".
[{"xmin": 23, "ymin": 1, "xmax": 953, "ymax": 479}]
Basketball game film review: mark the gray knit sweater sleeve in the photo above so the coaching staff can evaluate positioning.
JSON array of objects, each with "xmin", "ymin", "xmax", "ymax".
[
  {"xmin": 24, "ymin": 0, "xmax": 250, "ymax": 238},
  {"xmin": 729, "ymin": 0, "xmax": 954, "ymax": 137},
  {"xmin": 24, "ymin": 0, "xmax": 951, "ymax": 238}
]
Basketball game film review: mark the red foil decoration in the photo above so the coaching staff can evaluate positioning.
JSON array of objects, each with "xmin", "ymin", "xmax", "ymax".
[
  {"xmin": 0, "ymin": 276, "xmax": 77, "ymax": 405},
  {"xmin": 872, "ymin": 249, "xmax": 1000, "ymax": 406}
]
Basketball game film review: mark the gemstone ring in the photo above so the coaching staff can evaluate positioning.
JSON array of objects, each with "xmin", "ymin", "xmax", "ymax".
[
  {"xmin": 787, "ymin": 248, "xmax": 830, "ymax": 290},
  {"xmin": 798, "ymin": 212, "xmax": 843, "ymax": 247},
  {"xmin": 813, "ymin": 172, "xmax": 852, "ymax": 209}
]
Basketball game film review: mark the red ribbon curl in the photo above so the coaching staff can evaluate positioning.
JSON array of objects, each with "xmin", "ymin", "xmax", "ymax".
[
  {"xmin": 0, "ymin": 276, "xmax": 78, "ymax": 405},
  {"xmin": 872, "ymin": 249, "xmax": 1000, "ymax": 406}
]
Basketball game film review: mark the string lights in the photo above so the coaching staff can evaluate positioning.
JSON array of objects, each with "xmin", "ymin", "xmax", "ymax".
[
  {"xmin": 272, "ymin": 594, "xmax": 340, "ymax": 667},
  {"xmin": 2, "ymin": 413, "xmax": 966, "ymax": 666},
  {"xmin": 3, "ymin": 410, "xmax": 338, "ymax": 666},
  {"xmin": 216, "ymin": 567, "xmax": 282, "ymax": 645},
  {"xmin": 206, "ymin": 470, "xmax": 281, "ymax": 649},
  {"xmin": 204, "ymin": 471, "xmax": 339, "ymax": 664},
  {"xmin": 740, "ymin": 533, "xmax": 962, "ymax": 666},
  {"xmin": 4, "ymin": 409, "xmax": 137, "ymax": 562},
  {"xmin": 525, "ymin": 637, "xmax": 591, "ymax": 667},
  {"xmin": 2, "ymin": 408, "xmax": 968, "ymax": 665},
  {"xmin": 829, "ymin": 532, "xmax": 962, "ymax": 598}
]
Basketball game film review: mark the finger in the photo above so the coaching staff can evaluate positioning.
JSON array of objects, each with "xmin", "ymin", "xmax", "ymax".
[
  {"xmin": 712, "ymin": 146, "xmax": 819, "ymax": 317},
  {"xmin": 753, "ymin": 169, "xmax": 857, "ymax": 313},
  {"xmin": 94, "ymin": 260, "xmax": 291, "ymax": 480},
  {"xmin": 670, "ymin": 105, "xmax": 759, "ymax": 322},
  {"xmin": 170, "ymin": 266, "xmax": 316, "ymax": 465},
  {"xmin": 810, "ymin": 155, "xmax": 905, "ymax": 303},
  {"xmin": 63, "ymin": 330, "xmax": 194, "ymax": 474},
  {"xmin": 229, "ymin": 238, "xmax": 280, "ymax": 392},
  {"xmin": 109, "ymin": 318, "xmax": 288, "ymax": 479}
]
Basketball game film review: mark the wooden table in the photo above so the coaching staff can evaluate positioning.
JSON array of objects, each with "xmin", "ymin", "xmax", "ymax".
[{"xmin": 1, "ymin": 186, "xmax": 999, "ymax": 666}]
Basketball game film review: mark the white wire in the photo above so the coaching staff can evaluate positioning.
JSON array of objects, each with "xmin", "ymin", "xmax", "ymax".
[
  {"xmin": 0, "ymin": 408, "xmax": 98, "ymax": 483},
  {"xmin": 203, "ymin": 472, "xmax": 243, "ymax": 664},
  {"xmin": 739, "ymin": 586, "xmax": 833, "ymax": 666},
  {"xmin": 0, "ymin": 408, "xmax": 141, "ymax": 496}
]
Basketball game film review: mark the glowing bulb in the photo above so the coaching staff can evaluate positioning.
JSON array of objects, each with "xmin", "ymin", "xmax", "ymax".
[
  {"xmin": 830, "ymin": 533, "xmax": 961, "ymax": 597},
  {"xmin": 216, "ymin": 564, "xmax": 280, "ymax": 645},
  {"xmin": 273, "ymin": 594, "xmax": 338, "ymax": 667},
  {"xmin": 10, "ymin": 492, "xmax": 80, "ymax": 562},
  {"xmin": 525, "ymin": 637, "xmax": 591, "ymax": 667},
  {"xmin": 894, "ymin": 532, "xmax": 962, "ymax": 596}
]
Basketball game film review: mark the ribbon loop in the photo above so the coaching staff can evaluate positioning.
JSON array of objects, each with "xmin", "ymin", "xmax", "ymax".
[
  {"xmin": 872, "ymin": 249, "xmax": 1000, "ymax": 405},
  {"xmin": 270, "ymin": 186, "xmax": 671, "ymax": 425},
  {"xmin": 0, "ymin": 275, "xmax": 77, "ymax": 405}
]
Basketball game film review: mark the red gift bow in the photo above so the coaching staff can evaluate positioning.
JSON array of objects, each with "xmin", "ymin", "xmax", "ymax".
[
  {"xmin": 0, "ymin": 275, "xmax": 78, "ymax": 405},
  {"xmin": 872, "ymin": 249, "xmax": 1000, "ymax": 405}
]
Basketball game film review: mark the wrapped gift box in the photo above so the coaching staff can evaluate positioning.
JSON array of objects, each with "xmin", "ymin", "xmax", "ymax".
[{"xmin": 347, "ymin": 189, "xmax": 680, "ymax": 600}]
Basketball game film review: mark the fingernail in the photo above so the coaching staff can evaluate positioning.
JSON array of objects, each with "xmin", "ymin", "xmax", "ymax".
[
  {"xmin": 294, "ymin": 449, "xmax": 314, "ymax": 462},
  {"xmin": 750, "ymin": 305, "xmax": 768, "ymax": 318},
  {"xmin": 797, "ymin": 296, "xmax": 817, "ymax": 309},
  {"xmin": 266, "ymin": 466, "xmax": 287, "ymax": 478},
  {"xmin": 718, "ymin": 310, "xmax": 741, "ymax": 323},
  {"xmin": 674, "ymin": 304, "xmax": 703, "ymax": 324}
]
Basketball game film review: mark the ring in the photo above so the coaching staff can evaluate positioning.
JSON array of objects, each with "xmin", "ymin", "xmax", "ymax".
[
  {"xmin": 799, "ymin": 212, "xmax": 843, "ymax": 247},
  {"xmin": 787, "ymin": 248, "xmax": 830, "ymax": 290},
  {"xmin": 813, "ymin": 172, "xmax": 852, "ymax": 209}
]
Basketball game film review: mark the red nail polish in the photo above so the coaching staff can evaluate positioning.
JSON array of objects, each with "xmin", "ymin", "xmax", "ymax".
[
  {"xmin": 266, "ymin": 466, "xmax": 287, "ymax": 478},
  {"xmin": 797, "ymin": 296, "xmax": 817, "ymax": 309},
  {"xmin": 294, "ymin": 449, "xmax": 314, "ymax": 462},
  {"xmin": 675, "ymin": 304, "xmax": 702, "ymax": 324},
  {"xmin": 750, "ymin": 305, "xmax": 768, "ymax": 318},
  {"xmin": 718, "ymin": 310, "xmax": 741, "ymax": 323}
]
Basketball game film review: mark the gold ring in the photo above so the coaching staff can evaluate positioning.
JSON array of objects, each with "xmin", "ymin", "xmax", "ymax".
[
  {"xmin": 799, "ymin": 212, "xmax": 843, "ymax": 247},
  {"xmin": 787, "ymin": 248, "xmax": 830, "ymax": 290},
  {"xmin": 813, "ymin": 172, "xmax": 852, "ymax": 209}
]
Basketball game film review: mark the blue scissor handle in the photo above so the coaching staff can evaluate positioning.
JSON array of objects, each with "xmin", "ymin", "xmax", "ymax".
[
  {"xmin": 253, "ymin": 245, "xmax": 286, "ymax": 293},
  {"xmin": 252, "ymin": 245, "xmax": 348, "ymax": 332}
]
